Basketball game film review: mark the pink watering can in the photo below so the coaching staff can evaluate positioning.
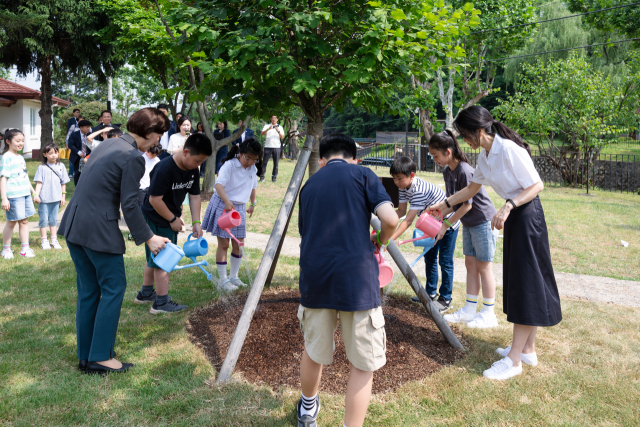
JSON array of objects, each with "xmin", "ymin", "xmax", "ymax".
[
  {"xmin": 375, "ymin": 249, "xmax": 394, "ymax": 288},
  {"xmin": 397, "ymin": 210, "xmax": 443, "ymax": 246},
  {"xmin": 218, "ymin": 209, "xmax": 244, "ymax": 246}
]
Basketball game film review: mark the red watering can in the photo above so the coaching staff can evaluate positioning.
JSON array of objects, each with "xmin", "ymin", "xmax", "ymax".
[
  {"xmin": 218, "ymin": 209, "xmax": 244, "ymax": 246},
  {"xmin": 397, "ymin": 210, "xmax": 443, "ymax": 246}
]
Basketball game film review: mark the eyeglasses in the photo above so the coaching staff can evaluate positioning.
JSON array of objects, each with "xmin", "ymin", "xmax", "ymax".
[{"xmin": 242, "ymin": 154, "xmax": 258, "ymax": 164}]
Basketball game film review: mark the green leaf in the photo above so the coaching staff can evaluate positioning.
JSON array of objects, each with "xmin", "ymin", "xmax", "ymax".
[
  {"xmin": 390, "ymin": 9, "xmax": 407, "ymax": 20},
  {"xmin": 416, "ymin": 31, "xmax": 427, "ymax": 39}
]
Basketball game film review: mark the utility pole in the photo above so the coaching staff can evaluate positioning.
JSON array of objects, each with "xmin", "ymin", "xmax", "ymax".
[
  {"xmin": 405, "ymin": 116, "xmax": 409, "ymax": 160},
  {"xmin": 107, "ymin": 77, "xmax": 112, "ymax": 112}
]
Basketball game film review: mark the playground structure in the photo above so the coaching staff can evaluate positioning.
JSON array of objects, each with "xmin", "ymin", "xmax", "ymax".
[{"xmin": 215, "ymin": 135, "xmax": 463, "ymax": 384}]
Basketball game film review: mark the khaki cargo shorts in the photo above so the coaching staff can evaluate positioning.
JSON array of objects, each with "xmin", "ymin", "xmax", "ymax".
[{"xmin": 297, "ymin": 305, "xmax": 387, "ymax": 372}]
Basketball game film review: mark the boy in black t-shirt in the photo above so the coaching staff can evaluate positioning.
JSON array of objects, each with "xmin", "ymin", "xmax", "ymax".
[
  {"xmin": 135, "ymin": 133, "xmax": 213, "ymax": 314},
  {"xmin": 296, "ymin": 134, "xmax": 397, "ymax": 427}
]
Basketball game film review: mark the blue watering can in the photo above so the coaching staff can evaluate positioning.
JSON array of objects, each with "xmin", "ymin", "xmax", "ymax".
[
  {"xmin": 151, "ymin": 234, "xmax": 212, "ymax": 280},
  {"xmin": 409, "ymin": 229, "xmax": 436, "ymax": 268}
]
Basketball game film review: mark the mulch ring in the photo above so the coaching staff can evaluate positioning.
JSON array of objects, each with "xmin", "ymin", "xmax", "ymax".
[{"xmin": 186, "ymin": 288, "xmax": 467, "ymax": 395}]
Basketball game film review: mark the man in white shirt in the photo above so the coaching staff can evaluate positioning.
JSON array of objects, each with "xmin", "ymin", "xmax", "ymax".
[{"xmin": 260, "ymin": 115, "xmax": 284, "ymax": 182}]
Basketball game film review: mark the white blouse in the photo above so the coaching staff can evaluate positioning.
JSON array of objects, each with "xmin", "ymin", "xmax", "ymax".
[
  {"xmin": 167, "ymin": 133, "xmax": 187, "ymax": 152},
  {"xmin": 471, "ymin": 134, "xmax": 541, "ymax": 200}
]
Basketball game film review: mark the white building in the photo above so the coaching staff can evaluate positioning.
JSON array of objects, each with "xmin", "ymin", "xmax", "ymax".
[{"xmin": 0, "ymin": 78, "xmax": 71, "ymax": 154}]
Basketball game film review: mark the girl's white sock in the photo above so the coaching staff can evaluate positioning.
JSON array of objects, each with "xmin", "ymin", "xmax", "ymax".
[
  {"xmin": 229, "ymin": 252, "xmax": 242, "ymax": 278},
  {"xmin": 2, "ymin": 244, "xmax": 10, "ymax": 251},
  {"xmin": 41, "ymin": 236, "xmax": 48, "ymax": 242},
  {"xmin": 216, "ymin": 262, "xmax": 227, "ymax": 279},
  {"xmin": 481, "ymin": 297, "xmax": 495, "ymax": 313},
  {"xmin": 464, "ymin": 294, "xmax": 479, "ymax": 314},
  {"xmin": 21, "ymin": 242, "xmax": 29, "ymax": 250}
]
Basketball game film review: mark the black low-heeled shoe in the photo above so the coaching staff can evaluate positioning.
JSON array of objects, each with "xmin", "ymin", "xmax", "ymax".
[
  {"xmin": 86, "ymin": 361, "xmax": 134, "ymax": 375},
  {"xmin": 79, "ymin": 359, "xmax": 88, "ymax": 372}
]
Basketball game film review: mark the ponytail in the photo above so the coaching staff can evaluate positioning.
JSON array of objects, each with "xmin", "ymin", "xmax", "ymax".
[
  {"xmin": 428, "ymin": 129, "xmax": 471, "ymax": 165},
  {"xmin": 453, "ymin": 105, "xmax": 531, "ymax": 157},
  {"xmin": 222, "ymin": 137, "xmax": 264, "ymax": 177}
]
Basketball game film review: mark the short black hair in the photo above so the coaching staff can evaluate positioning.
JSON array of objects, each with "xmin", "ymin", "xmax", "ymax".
[
  {"xmin": 390, "ymin": 156, "xmax": 416, "ymax": 176},
  {"xmin": 157, "ymin": 103, "xmax": 169, "ymax": 110},
  {"xmin": 184, "ymin": 133, "xmax": 213, "ymax": 157},
  {"xmin": 107, "ymin": 128, "xmax": 124, "ymax": 139},
  {"xmin": 100, "ymin": 110, "xmax": 112, "ymax": 118},
  {"xmin": 319, "ymin": 133, "xmax": 357, "ymax": 159},
  {"xmin": 148, "ymin": 144, "xmax": 163, "ymax": 155},
  {"xmin": 78, "ymin": 119, "xmax": 92, "ymax": 127},
  {"xmin": 72, "ymin": 108, "xmax": 80, "ymax": 113}
]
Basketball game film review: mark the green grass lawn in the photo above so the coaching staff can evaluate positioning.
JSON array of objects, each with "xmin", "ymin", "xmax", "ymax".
[{"xmin": 1, "ymin": 233, "xmax": 640, "ymax": 426}]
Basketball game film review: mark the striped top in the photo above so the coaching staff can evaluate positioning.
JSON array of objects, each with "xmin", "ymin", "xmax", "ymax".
[
  {"xmin": 0, "ymin": 152, "xmax": 31, "ymax": 199},
  {"xmin": 398, "ymin": 177, "xmax": 460, "ymax": 230}
]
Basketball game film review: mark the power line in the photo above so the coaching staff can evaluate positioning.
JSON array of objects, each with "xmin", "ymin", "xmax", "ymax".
[{"xmin": 470, "ymin": 1, "xmax": 640, "ymax": 35}]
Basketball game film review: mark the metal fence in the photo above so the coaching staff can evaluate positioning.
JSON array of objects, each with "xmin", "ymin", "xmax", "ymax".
[{"xmin": 357, "ymin": 142, "xmax": 640, "ymax": 194}]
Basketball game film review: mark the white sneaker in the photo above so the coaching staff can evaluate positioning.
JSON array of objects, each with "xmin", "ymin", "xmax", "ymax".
[
  {"xmin": 51, "ymin": 240, "xmax": 63, "ymax": 250},
  {"xmin": 41, "ymin": 240, "xmax": 51, "ymax": 250},
  {"xmin": 229, "ymin": 277, "xmax": 246, "ymax": 287},
  {"xmin": 467, "ymin": 311, "xmax": 499, "ymax": 329},
  {"xmin": 218, "ymin": 277, "xmax": 239, "ymax": 292},
  {"xmin": 1, "ymin": 249, "xmax": 14, "ymax": 259},
  {"xmin": 443, "ymin": 307, "xmax": 476, "ymax": 323},
  {"xmin": 496, "ymin": 346, "xmax": 538, "ymax": 366},
  {"xmin": 483, "ymin": 356, "xmax": 522, "ymax": 380},
  {"xmin": 20, "ymin": 248, "xmax": 35, "ymax": 258}
]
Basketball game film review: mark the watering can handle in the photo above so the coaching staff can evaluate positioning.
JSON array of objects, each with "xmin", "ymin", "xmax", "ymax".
[{"xmin": 187, "ymin": 233, "xmax": 193, "ymax": 242}]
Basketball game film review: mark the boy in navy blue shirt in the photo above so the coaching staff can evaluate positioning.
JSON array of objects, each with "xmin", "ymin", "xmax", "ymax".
[{"xmin": 296, "ymin": 133, "xmax": 397, "ymax": 427}]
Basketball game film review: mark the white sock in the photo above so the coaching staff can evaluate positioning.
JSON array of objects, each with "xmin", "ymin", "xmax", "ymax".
[
  {"xmin": 464, "ymin": 294, "xmax": 478, "ymax": 314},
  {"xmin": 216, "ymin": 262, "xmax": 227, "ymax": 279},
  {"xmin": 300, "ymin": 392, "xmax": 317, "ymax": 416},
  {"xmin": 481, "ymin": 297, "xmax": 495, "ymax": 313},
  {"xmin": 229, "ymin": 253, "xmax": 242, "ymax": 278},
  {"xmin": 41, "ymin": 236, "xmax": 48, "ymax": 242}
]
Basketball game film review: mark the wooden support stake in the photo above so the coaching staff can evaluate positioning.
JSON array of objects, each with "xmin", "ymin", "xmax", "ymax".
[
  {"xmin": 216, "ymin": 136, "xmax": 315, "ymax": 384},
  {"xmin": 265, "ymin": 188, "xmax": 299, "ymax": 285},
  {"xmin": 370, "ymin": 217, "xmax": 464, "ymax": 350}
]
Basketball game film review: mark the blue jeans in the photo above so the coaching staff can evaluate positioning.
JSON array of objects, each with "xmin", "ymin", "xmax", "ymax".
[{"xmin": 424, "ymin": 227, "xmax": 458, "ymax": 301}]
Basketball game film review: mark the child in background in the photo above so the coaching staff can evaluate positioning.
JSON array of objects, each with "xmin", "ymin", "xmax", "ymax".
[
  {"xmin": 296, "ymin": 133, "xmax": 397, "ymax": 427},
  {"xmin": 138, "ymin": 144, "xmax": 162, "ymax": 206},
  {"xmin": 107, "ymin": 128, "xmax": 123, "ymax": 139},
  {"xmin": 389, "ymin": 156, "xmax": 460, "ymax": 312},
  {"xmin": 202, "ymin": 138, "xmax": 262, "ymax": 291},
  {"xmin": 33, "ymin": 143, "xmax": 70, "ymax": 250},
  {"xmin": 136, "ymin": 134, "xmax": 211, "ymax": 314},
  {"xmin": 1, "ymin": 129, "xmax": 37, "ymax": 258},
  {"xmin": 429, "ymin": 130, "xmax": 499, "ymax": 328}
]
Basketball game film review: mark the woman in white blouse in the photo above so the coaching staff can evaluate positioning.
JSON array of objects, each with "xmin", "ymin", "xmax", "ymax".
[
  {"xmin": 167, "ymin": 116, "xmax": 191, "ymax": 154},
  {"xmin": 429, "ymin": 106, "xmax": 561, "ymax": 381}
]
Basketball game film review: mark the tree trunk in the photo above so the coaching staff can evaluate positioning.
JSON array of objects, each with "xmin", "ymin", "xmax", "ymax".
[
  {"xmin": 306, "ymin": 116, "xmax": 323, "ymax": 177},
  {"xmin": 290, "ymin": 119, "xmax": 300, "ymax": 160},
  {"xmin": 419, "ymin": 108, "xmax": 434, "ymax": 143},
  {"xmin": 38, "ymin": 54, "xmax": 54, "ymax": 150}
]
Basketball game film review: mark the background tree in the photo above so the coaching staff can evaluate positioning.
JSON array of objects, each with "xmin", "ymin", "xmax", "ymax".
[
  {"xmin": 566, "ymin": 0, "xmax": 640, "ymax": 40},
  {"xmin": 0, "ymin": 0, "xmax": 120, "ymax": 149}
]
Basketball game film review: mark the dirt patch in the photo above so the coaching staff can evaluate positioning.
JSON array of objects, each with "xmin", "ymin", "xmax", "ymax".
[{"xmin": 187, "ymin": 289, "xmax": 466, "ymax": 394}]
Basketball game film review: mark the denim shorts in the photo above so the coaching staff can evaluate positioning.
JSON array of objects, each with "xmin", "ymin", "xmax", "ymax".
[
  {"xmin": 462, "ymin": 221, "xmax": 497, "ymax": 262},
  {"xmin": 38, "ymin": 202, "xmax": 60, "ymax": 227},
  {"xmin": 6, "ymin": 195, "xmax": 36, "ymax": 221}
]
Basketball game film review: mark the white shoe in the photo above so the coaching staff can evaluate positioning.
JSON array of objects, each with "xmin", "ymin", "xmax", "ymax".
[
  {"xmin": 466, "ymin": 311, "xmax": 499, "ymax": 329},
  {"xmin": 1, "ymin": 249, "xmax": 14, "ymax": 259},
  {"xmin": 51, "ymin": 240, "xmax": 62, "ymax": 250},
  {"xmin": 218, "ymin": 277, "xmax": 239, "ymax": 292},
  {"xmin": 229, "ymin": 276, "xmax": 246, "ymax": 287},
  {"xmin": 496, "ymin": 346, "xmax": 538, "ymax": 366},
  {"xmin": 41, "ymin": 240, "xmax": 51, "ymax": 250},
  {"xmin": 20, "ymin": 248, "xmax": 35, "ymax": 258},
  {"xmin": 443, "ymin": 307, "xmax": 476, "ymax": 323},
  {"xmin": 483, "ymin": 356, "xmax": 522, "ymax": 380}
]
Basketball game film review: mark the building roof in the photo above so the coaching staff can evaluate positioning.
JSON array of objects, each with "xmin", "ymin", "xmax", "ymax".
[{"xmin": 0, "ymin": 78, "xmax": 71, "ymax": 107}]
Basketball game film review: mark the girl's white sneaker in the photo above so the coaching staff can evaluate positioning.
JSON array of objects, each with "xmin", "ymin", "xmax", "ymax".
[
  {"xmin": 467, "ymin": 311, "xmax": 499, "ymax": 329},
  {"xmin": 496, "ymin": 346, "xmax": 538, "ymax": 366},
  {"xmin": 443, "ymin": 307, "xmax": 476, "ymax": 323},
  {"xmin": 1, "ymin": 249, "xmax": 14, "ymax": 259},
  {"xmin": 218, "ymin": 278, "xmax": 238, "ymax": 292},
  {"xmin": 41, "ymin": 240, "xmax": 51, "ymax": 250},
  {"xmin": 20, "ymin": 248, "xmax": 35, "ymax": 258},
  {"xmin": 483, "ymin": 356, "xmax": 522, "ymax": 380},
  {"xmin": 51, "ymin": 240, "xmax": 63, "ymax": 250}
]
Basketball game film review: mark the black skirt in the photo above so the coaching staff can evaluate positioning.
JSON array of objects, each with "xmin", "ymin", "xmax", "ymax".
[{"xmin": 503, "ymin": 196, "xmax": 562, "ymax": 327}]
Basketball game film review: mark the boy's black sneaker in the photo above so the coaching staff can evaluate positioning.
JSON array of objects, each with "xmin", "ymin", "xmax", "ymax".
[
  {"xmin": 296, "ymin": 395, "xmax": 320, "ymax": 427},
  {"xmin": 150, "ymin": 298, "xmax": 188, "ymax": 314},
  {"xmin": 434, "ymin": 295, "xmax": 452, "ymax": 313},
  {"xmin": 272, "ymin": 177, "xmax": 277, "ymax": 183},
  {"xmin": 259, "ymin": 177, "xmax": 265, "ymax": 182},
  {"xmin": 134, "ymin": 291, "xmax": 156, "ymax": 304},
  {"xmin": 411, "ymin": 294, "xmax": 438, "ymax": 304}
]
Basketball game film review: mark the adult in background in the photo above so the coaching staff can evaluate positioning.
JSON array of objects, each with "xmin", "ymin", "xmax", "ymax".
[
  {"xmin": 65, "ymin": 115, "xmax": 84, "ymax": 179},
  {"xmin": 232, "ymin": 119, "xmax": 255, "ymax": 148},
  {"xmin": 260, "ymin": 115, "xmax": 284, "ymax": 182},
  {"xmin": 67, "ymin": 108, "xmax": 80, "ymax": 133},
  {"xmin": 68, "ymin": 120, "xmax": 93, "ymax": 186},
  {"xmin": 196, "ymin": 122, "xmax": 205, "ymax": 134},
  {"xmin": 157, "ymin": 104, "xmax": 177, "ymax": 160},
  {"xmin": 58, "ymin": 107, "xmax": 171, "ymax": 375},
  {"xmin": 428, "ymin": 105, "xmax": 562, "ymax": 381},
  {"xmin": 167, "ymin": 115, "xmax": 191, "ymax": 154},
  {"xmin": 213, "ymin": 121, "xmax": 231, "ymax": 175},
  {"xmin": 91, "ymin": 110, "xmax": 119, "ymax": 144}
]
